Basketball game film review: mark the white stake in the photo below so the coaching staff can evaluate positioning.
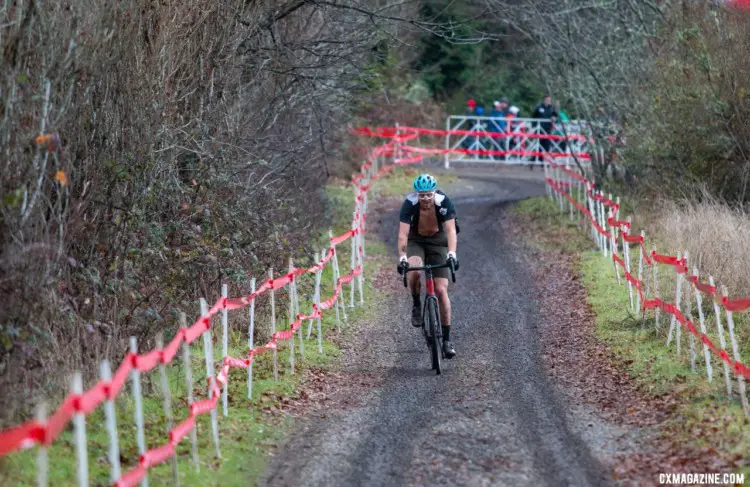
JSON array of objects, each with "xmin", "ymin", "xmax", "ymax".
[
  {"xmin": 623, "ymin": 216, "xmax": 634, "ymax": 311},
  {"xmin": 636, "ymin": 231, "xmax": 645, "ymax": 313},
  {"xmin": 269, "ymin": 269, "xmax": 278, "ymax": 381},
  {"xmin": 101, "ymin": 360, "xmax": 121, "ymax": 483},
  {"xmin": 566, "ymin": 166, "xmax": 574, "ymax": 221},
  {"xmin": 350, "ymin": 218, "xmax": 356, "ymax": 309},
  {"xmin": 72, "ymin": 373, "xmax": 89, "ymax": 487},
  {"xmin": 36, "ymin": 403, "xmax": 48, "ymax": 487},
  {"xmin": 288, "ymin": 259, "xmax": 296, "ymax": 374},
  {"xmin": 666, "ymin": 250, "xmax": 683, "ymax": 354},
  {"xmin": 721, "ymin": 285, "xmax": 749, "ymax": 418},
  {"xmin": 155, "ymin": 334, "xmax": 180, "ymax": 486},
  {"xmin": 248, "ymin": 278, "xmax": 256, "ymax": 400},
  {"xmin": 221, "ymin": 284, "xmax": 229, "ymax": 417},
  {"xmin": 709, "ymin": 277, "xmax": 732, "ymax": 396},
  {"xmin": 652, "ymin": 245, "xmax": 660, "ymax": 331},
  {"xmin": 357, "ymin": 228, "xmax": 365, "ymax": 306},
  {"xmin": 179, "ymin": 312, "xmax": 200, "ymax": 470},
  {"xmin": 608, "ymin": 210, "xmax": 621, "ymax": 285},
  {"xmin": 200, "ymin": 298, "xmax": 221, "ymax": 459},
  {"xmin": 691, "ymin": 268, "xmax": 713, "ymax": 382},
  {"xmin": 129, "ymin": 337, "xmax": 148, "ymax": 487},
  {"xmin": 681, "ymin": 253, "xmax": 696, "ymax": 372},
  {"xmin": 291, "ymin": 258, "xmax": 304, "ymax": 363}
]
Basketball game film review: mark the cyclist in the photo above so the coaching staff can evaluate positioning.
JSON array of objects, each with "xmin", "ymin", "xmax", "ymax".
[{"xmin": 397, "ymin": 174, "xmax": 459, "ymax": 359}]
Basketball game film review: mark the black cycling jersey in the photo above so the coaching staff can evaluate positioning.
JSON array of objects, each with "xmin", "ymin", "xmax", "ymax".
[{"xmin": 399, "ymin": 190, "xmax": 458, "ymax": 236}]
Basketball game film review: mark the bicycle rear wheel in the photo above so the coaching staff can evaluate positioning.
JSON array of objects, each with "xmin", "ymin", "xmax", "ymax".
[{"xmin": 426, "ymin": 297, "xmax": 442, "ymax": 374}]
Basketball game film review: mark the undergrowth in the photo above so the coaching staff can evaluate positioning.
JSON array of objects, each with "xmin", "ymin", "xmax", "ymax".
[{"xmin": 0, "ymin": 180, "xmax": 393, "ymax": 486}]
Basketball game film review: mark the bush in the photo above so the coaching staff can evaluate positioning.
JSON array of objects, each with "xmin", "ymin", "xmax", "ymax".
[{"xmin": 0, "ymin": 0, "xmax": 416, "ymax": 423}]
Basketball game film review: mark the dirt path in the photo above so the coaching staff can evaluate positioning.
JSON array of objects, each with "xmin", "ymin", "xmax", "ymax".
[{"xmin": 261, "ymin": 169, "xmax": 630, "ymax": 486}]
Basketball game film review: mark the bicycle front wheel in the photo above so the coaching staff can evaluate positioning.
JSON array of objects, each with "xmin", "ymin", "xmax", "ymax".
[{"xmin": 426, "ymin": 297, "xmax": 442, "ymax": 375}]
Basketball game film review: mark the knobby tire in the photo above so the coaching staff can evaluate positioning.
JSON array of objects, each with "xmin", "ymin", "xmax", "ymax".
[{"xmin": 427, "ymin": 297, "xmax": 442, "ymax": 375}]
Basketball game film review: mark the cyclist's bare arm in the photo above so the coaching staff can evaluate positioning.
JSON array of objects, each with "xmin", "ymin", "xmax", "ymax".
[
  {"xmin": 398, "ymin": 222, "xmax": 410, "ymax": 257},
  {"xmin": 443, "ymin": 219, "xmax": 457, "ymax": 254}
]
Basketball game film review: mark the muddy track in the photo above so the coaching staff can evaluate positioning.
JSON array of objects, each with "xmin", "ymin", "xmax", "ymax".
[{"xmin": 262, "ymin": 168, "xmax": 611, "ymax": 487}]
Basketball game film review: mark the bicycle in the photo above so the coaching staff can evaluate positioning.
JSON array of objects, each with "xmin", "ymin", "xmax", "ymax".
[{"xmin": 401, "ymin": 261, "xmax": 456, "ymax": 375}]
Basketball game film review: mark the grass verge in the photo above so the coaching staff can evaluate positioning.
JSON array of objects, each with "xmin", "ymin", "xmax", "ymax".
[
  {"xmin": 0, "ymin": 180, "xmax": 393, "ymax": 486},
  {"xmin": 515, "ymin": 196, "xmax": 750, "ymax": 474}
]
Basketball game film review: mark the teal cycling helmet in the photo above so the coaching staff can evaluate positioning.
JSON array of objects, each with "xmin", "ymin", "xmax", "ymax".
[{"xmin": 413, "ymin": 173, "xmax": 438, "ymax": 192}]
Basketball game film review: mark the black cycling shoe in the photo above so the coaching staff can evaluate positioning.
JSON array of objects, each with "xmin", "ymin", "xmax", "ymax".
[
  {"xmin": 411, "ymin": 305, "xmax": 422, "ymax": 327},
  {"xmin": 442, "ymin": 340, "xmax": 456, "ymax": 359}
]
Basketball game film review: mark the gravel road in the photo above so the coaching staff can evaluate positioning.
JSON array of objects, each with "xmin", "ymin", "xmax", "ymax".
[{"xmin": 262, "ymin": 167, "xmax": 612, "ymax": 487}]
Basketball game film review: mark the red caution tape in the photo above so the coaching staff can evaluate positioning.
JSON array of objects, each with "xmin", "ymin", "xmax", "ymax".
[
  {"xmin": 621, "ymin": 233, "xmax": 644, "ymax": 245},
  {"xmin": 330, "ymin": 229, "xmax": 355, "ymax": 246},
  {"xmin": 651, "ymin": 252, "xmax": 684, "ymax": 267},
  {"xmin": 607, "ymin": 218, "xmax": 630, "ymax": 229},
  {"xmin": 687, "ymin": 276, "xmax": 716, "ymax": 296},
  {"xmin": 721, "ymin": 296, "xmax": 750, "ymax": 312}
]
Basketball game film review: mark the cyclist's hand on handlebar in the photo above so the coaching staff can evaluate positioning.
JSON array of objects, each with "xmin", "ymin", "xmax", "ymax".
[
  {"xmin": 397, "ymin": 255, "xmax": 409, "ymax": 275},
  {"xmin": 447, "ymin": 251, "xmax": 459, "ymax": 271}
]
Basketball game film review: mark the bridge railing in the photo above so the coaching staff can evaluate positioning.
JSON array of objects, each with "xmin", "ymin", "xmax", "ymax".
[{"xmin": 443, "ymin": 116, "xmax": 593, "ymax": 168}]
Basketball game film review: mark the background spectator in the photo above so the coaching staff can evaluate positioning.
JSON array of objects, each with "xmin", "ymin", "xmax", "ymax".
[
  {"xmin": 531, "ymin": 94, "xmax": 558, "ymax": 169},
  {"xmin": 490, "ymin": 98, "xmax": 509, "ymax": 159}
]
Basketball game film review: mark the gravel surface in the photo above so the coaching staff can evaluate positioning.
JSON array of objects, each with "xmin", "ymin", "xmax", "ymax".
[{"xmin": 262, "ymin": 169, "xmax": 612, "ymax": 487}]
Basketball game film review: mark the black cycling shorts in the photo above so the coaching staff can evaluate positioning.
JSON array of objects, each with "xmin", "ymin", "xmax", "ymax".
[{"xmin": 407, "ymin": 232, "xmax": 449, "ymax": 280}]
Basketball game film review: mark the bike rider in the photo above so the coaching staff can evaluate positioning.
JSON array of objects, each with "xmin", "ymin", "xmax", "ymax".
[{"xmin": 397, "ymin": 174, "xmax": 459, "ymax": 359}]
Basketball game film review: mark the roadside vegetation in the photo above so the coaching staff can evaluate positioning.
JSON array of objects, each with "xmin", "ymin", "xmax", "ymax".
[
  {"xmin": 514, "ymin": 196, "xmax": 750, "ymax": 474},
  {"xmin": 0, "ymin": 176, "xmax": 394, "ymax": 485}
]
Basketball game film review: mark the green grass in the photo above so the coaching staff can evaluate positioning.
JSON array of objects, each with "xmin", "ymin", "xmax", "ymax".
[
  {"xmin": 513, "ymin": 195, "xmax": 594, "ymax": 253},
  {"xmin": 0, "ymin": 181, "xmax": 392, "ymax": 486},
  {"xmin": 515, "ymin": 195, "xmax": 750, "ymax": 474}
]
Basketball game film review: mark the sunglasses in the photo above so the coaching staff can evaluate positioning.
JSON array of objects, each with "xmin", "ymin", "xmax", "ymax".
[{"xmin": 417, "ymin": 192, "xmax": 435, "ymax": 200}]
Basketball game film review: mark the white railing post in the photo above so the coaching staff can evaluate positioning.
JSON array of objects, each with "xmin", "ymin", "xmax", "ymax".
[
  {"xmin": 179, "ymin": 312, "xmax": 200, "ymax": 470},
  {"xmin": 587, "ymin": 184, "xmax": 597, "ymax": 244},
  {"xmin": 129, "ymin": 337, "xmax": 148, "ymax": 487},
  {"xmin": 287, "ymin": 258, "xmax": 296, "ymax": 374},
  {"xmin": 566, "ymin": 166, "xmax": 574, "ymax": 221},
  {"xmin": 330, "ymin": 230, "xmax": 347, "ymax": 324},
  {"xmin": 598, "ymin": 192, "xmax": 607, "ymax": 257},
  {"xmin": 557, "ymin": 166, "xmax": 564, "ymax": 211},
  {"xmin": 681, "ymin": 253, "xmax": 697, "ymax": 372},
  {"xmin": 721, "ymin": 285, "xmax": 750, "ymax": 418},
  {"xmin": 608, "ymin": 210, "xmax": 621, "ymax": 284},
  {"xmin": 350, "ymin": 217, "xmax": 356, "ymax": 309},
  {"xmin": 199, "ymin": 299, "xmax": 221, "ymax": 459},
  {"xmin": 306, "ymin": 251, "xmax": 319, "ymax": 340},
  {"xmin": 357, "ymin": 226, "xmax": 365, "ymax": 306},
  {"xmin": 221, "ymin": 283, "xmax": 228, "ymax": 417},
  {"xmin": 72, "ymin": 372, "xmax": 88, "ymax": 487},
  {"xmin": 155, "ymin": 333, "xmax": 180, "ymax": 486},
  {"xmin": 623, "ymin": 217, "xmax": 634, "ymax": 311},
  {"xmin": 636, "ymin": 230, "xmax": 645, "ymax": 313},
  {"xmin": 36, "ymin": 402, "xmax": 48, "ymax": 487},
  {"xmin": 666, "ymin": 251, "xmax": 683, "ymax": 356},
  {"xmin": 268, "ymin": 269, "xmax": 278, "ymax": 381},
  {"xmin": 444, "ymin": 116, "xmax": 451, "ymax": 169},
  {"xmin": 327, "ymin": 232, "xmax": 341, "ymax": 327},
  {"xmin": 101, "ymin": 360, "xmax": 121, "ymax": 483},
  {"xmin": 691, "ymin": 268, "xmax": 713, "ymax": 382},
  {"xmin": 709, "ymin": 277, "xmax": 732, "ymax": 396},
  {"xmin": 248, "ymin": 278, "xmax": 256, "ymax": 400},
  {"xmin": 640, "ymin": 234, "xmax": 651, "ymax": 327},
  {"xmin": 293, "ymin": 260, "xmax": 302, "ymax": 363}
]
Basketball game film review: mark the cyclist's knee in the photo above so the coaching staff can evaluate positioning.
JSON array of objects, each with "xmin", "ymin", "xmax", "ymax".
[
  {"xmin": 407, "ymin": 256, "xmax": 423, "ymax": 267},
  {"xmin": 435, "ymin": 282, "xmax": 449, "ymax": 301}
]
